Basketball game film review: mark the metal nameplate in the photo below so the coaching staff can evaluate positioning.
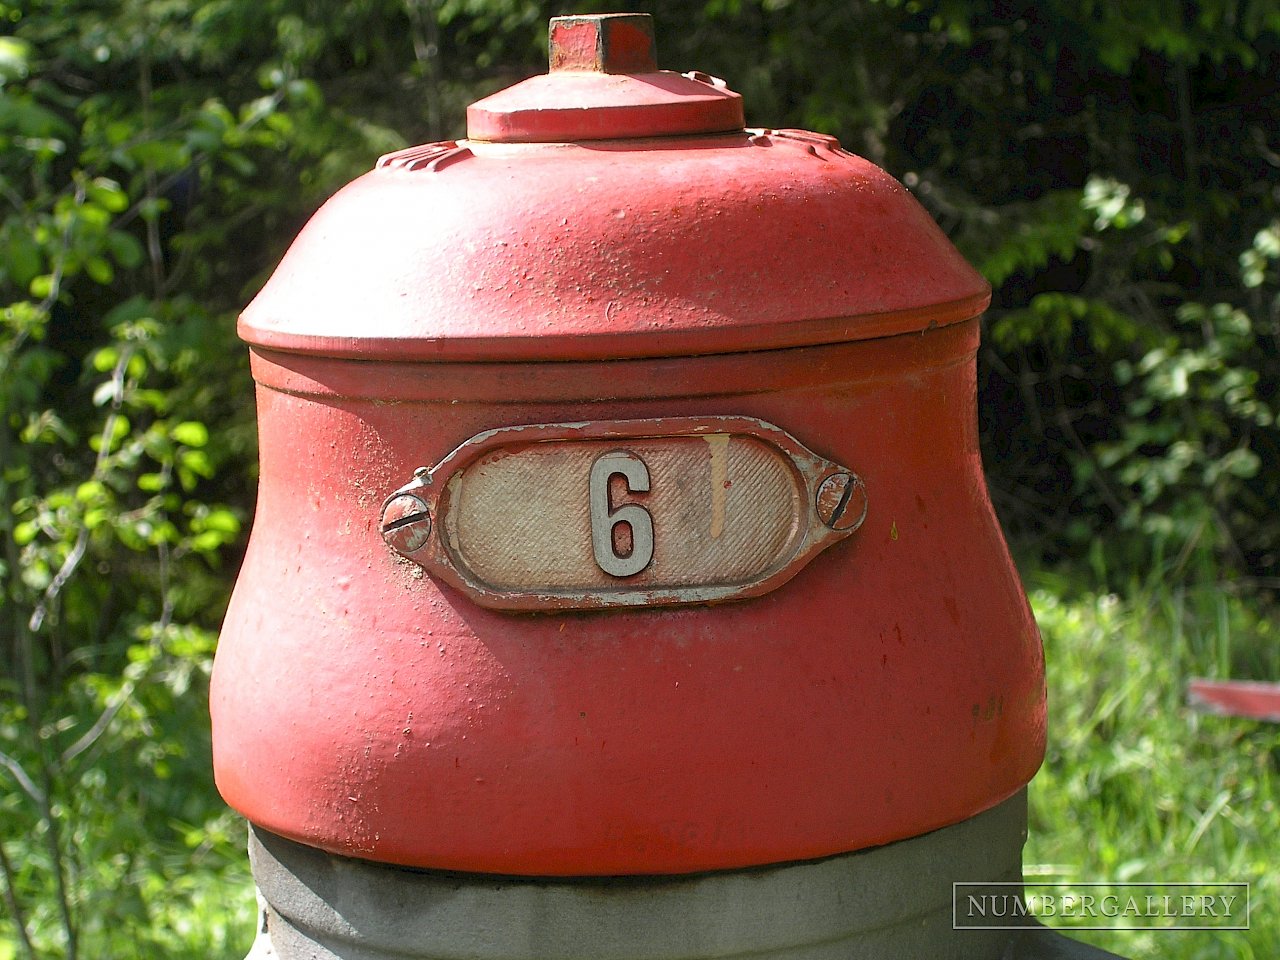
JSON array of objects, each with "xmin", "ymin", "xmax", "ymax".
[{"xmin": 380, "ymin": 417, "xmax": 866, "ymax": 611}]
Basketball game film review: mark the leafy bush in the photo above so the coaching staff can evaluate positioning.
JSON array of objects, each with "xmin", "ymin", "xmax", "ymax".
[{"xmin": 0, "ymin": 1, "xmax": 404, "ymax": 954}]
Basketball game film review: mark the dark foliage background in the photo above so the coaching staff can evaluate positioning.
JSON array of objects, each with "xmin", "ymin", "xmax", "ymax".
[{"xmin": 1, "ymin": 1, "xmax": 1277, "ymax": 956}]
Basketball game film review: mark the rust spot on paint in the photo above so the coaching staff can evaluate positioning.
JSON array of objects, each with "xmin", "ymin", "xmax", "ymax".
[{"xmin": 971, "ymin": 696, "xmax": 1004, "ymax": 722}]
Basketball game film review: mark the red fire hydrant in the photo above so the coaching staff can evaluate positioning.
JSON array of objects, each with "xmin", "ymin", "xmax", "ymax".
[{"xmin": 213, "ymin": 14, "xmax": 1121, "ymax": 959}]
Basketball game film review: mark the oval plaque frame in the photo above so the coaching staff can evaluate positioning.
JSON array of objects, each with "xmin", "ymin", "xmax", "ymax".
[{"xmin": 379, "ymin": 416, "xmax": 865, "ymax": 612}]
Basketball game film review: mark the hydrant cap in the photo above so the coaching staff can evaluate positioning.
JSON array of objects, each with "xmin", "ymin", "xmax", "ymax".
[{"xmin": 467, "ymin": 14, "xmax": 745, "ymax": 142}]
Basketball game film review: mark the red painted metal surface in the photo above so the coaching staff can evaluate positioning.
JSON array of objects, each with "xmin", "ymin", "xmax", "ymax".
[
  {"xmin": 1188, "ymin": 679, "xmax": 1280, "ymax": 721},
  {"xmin": 211, "ymin": 14, "xmax": 1045, "ymax": 875},
  {"xmin": 239, "ymin": 126, "xmax": 986, "ymax": 361}
]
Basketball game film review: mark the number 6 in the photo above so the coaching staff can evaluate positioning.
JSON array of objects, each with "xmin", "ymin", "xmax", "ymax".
[{"xmin": 589, "ymin": 451, "xmax": 654, "ymax": 578}]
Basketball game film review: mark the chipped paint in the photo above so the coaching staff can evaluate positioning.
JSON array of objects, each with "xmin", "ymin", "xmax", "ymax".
[{"xmin": 704, "ymin": 433, "xmax": 730, "ymax": 539}]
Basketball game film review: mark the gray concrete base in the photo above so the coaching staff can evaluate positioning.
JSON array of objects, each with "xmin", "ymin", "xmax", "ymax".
[{"xmin": 247, "ymin": 790, "xmax": 1122, "ymax": 960}]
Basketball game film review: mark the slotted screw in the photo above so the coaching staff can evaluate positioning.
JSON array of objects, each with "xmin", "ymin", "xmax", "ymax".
[
  {"xmin": 815, "ymin": 472, "xmax": 867, "ymax": 532},
  {"xmin": 381, "ymin": 494, "xmax": 433, "ymax": 554}
]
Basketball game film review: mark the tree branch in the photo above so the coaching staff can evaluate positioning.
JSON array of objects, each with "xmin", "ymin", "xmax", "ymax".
[
  {"xmin": 28, "ymin": 346, "xmax": 133, "ymax": 635},
  {"xmin": 0, "ymin": 840, "xmax": 39, "ymax": 960},
  {"xmin": 0, "ymin": 750, "xmax": 45, "ymax": 805}
]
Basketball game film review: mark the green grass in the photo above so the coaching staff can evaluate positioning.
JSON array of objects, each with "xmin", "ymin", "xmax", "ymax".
[{"xmin": 1025, "ymin": 574, "xmax": 1280, "ymax": 959}]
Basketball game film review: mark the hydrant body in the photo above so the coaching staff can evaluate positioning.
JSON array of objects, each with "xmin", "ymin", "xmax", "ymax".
[
  {"xmin": 210, "ymin": 14, "xmax": 1123, "ymax": 960},
  {"xmin": 213, "ymin": 30, "xmax": 1043, "ymax": 876}
]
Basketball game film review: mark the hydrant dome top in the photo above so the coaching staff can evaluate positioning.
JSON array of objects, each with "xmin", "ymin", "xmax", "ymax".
[{"xmin": 237, "ymin": 14, "xmax": 990, "ymax": 362}]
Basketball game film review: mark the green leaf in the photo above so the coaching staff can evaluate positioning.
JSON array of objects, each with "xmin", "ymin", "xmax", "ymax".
[
  {"xmin": 128, "ymin": 140, "xmax": 190, "ymax": 173},
  {"xmin": 106, "ymin": 230, "xmax": 145, "ymax": 269},
  {"xmin": 194, "ymin": 507, "xmax": 240, "ymax": 535},
  {"xmin": 91, "ymin": 346, "xmax": 119, "ymax": 372},
  {"xmin": 87, "ymin": 177, "xmax": 129, "ymax": 213},
  {"xmin": 86, "ymin": 256, "xmax": 114, "ymax": 284},
  {"xmin": 28, "ymin": 273, "xmax": 54, "ymax": 299},
  {"xmin": 171, "ymin": 421, "xmax": 209, "ymax": 447},
  {"xmin": 0, "ymin": 36, "xmax": 31, "ymax": 84},
  {"xmin": 7, "ymin": 233, "xmax": 41, "ymax": 286},
  {"xmin": 190, "ymin": 531, "xmax": 227, "ymax": 552},
  {"xmin": 178, "ymin": 448, "xmax": 213, "ymax": 478},
  {"xmin": 0, "ymin": 92, "xmax": 71, "ymax": 138},
  {"xmin": 76, "ymin": 480, "xmax": 106, "ymax": 502}
]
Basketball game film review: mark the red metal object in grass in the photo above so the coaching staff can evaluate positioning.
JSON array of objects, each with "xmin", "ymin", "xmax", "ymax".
[
  {"xmin": 1188, "ymin": 679, "xmax": 1280, "ymax": 722},
  {"xmin": 211, "ymin": 14, "xmax": 1046, "ymax": 876}
]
